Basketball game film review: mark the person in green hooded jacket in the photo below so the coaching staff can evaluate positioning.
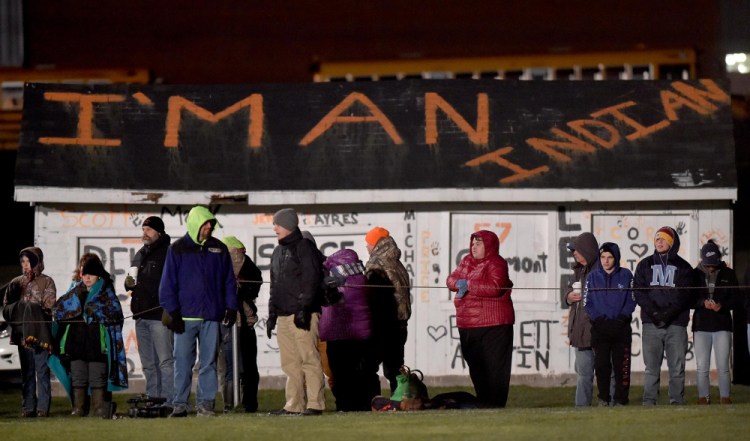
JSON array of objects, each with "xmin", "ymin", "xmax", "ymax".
[{"xmin": 159, "ymin": 206, "xmax": 237, "ymax": 417}]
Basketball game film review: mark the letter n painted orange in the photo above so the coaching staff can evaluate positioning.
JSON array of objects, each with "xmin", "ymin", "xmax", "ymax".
[
  {"xmin": 164, "ymin": 94, "xmax": 264, "ymax": 148},
  {"xmin": 425, "ymin": 92, "xmax": 488, "ymax": 145},
  {"xmin": 670, "ymin": 79, "xmax": 730, "ymax": 110},
  {"xmin": 299, "ymin": 92, "xmax": 403, "ymax": 146},
  {"xmin": 38, "ymin": 92, "xmax": 125, "ymax": 146},
  {"xmin": 526, "ymin": 128, "xmax": 597, "ymax": 162}
]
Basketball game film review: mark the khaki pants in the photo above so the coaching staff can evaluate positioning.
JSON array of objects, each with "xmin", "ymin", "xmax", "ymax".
[{"xmin": 277, "ymin": 313, "xmax": 325, "ymax": 412}]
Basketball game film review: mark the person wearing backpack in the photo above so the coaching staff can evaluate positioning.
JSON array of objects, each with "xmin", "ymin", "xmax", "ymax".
[{"xmin": 266, "ymin": 208, "xmax": 325, "ymax": 416}]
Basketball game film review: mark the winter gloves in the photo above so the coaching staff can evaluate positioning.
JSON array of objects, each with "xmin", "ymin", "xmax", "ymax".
[
  {"xmin": 222, "ymin": 309, "xmax": 237, "ymax": 327},
  {"xmin": 124, "ymin": 275, "xmax": 136, "ymax": 290},
  {"xmin": 163, "ymin": 310, "xmax": 185, "ymax": 334},
  {"xmin": 455, "ymin": 279, "xmax": 469, "ymax": 299},
  {"xmin": 266, "ymin": 313, "xmax": 277, "ymax": 339},
  {"xmin": 294, "ymin": 309, "xmax": 312, "ymax": 331}
]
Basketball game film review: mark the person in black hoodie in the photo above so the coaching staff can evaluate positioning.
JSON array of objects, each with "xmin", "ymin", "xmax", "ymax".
[
  {"xmin": 633, "ymin": 226, "xmax": 699, "ymax": 406},
  {"xmin": 124, "ymin": 216, "xmax": 174, "ymax": 406},
  {"xmin": 693, "ymin": 240, "xmax": 737, "ymax": 404}
]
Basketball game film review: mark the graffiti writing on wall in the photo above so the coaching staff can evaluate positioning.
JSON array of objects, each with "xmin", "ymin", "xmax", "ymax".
[{"xmin": 437, "ymin": 316, "xmax": 560, "ymax": 372}]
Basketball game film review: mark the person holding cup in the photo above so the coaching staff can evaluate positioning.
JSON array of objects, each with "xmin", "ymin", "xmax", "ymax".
[
  {"xmin": 565, "ymin": 232, "xmax": 599, "ymax": 407},
  {"xmin": 125, "ymin": 216, "xmax": 174, "ymax": 408}
]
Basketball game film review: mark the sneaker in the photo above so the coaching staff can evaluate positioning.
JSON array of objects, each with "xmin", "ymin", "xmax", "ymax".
[
  {"xmin": 36, "ymin": 411, "xmax": 50, "ymax": 417},
  {"xmin": 169, "ymin": 406, "xmax": 189, "ymax": 418},
  {"xmin": 302, "ymin": 408, "xmax": 323, "ymax": 416},
  {"xmin": 597, "ymin": 399, "xmax": 609, "ymax": 407},
  {"xmin": 268, "ymin": 408, "xmax": 301, "ymax": 416},
  {"xmin": 697, "ymin": 397, "xmax": 710, "ymax": 405},
  {"xmin": 196, "ymin": 407, "xmax": 216, "ymax": 417},
  {"xmin": 720, "ymin": 397, "xmax": 732, "ymax": 405},
  {"xmin": 20, "ymin": 410, "xmax": 35, "ymax": 418}
]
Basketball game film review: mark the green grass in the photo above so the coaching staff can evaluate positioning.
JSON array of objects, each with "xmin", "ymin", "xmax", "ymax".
[{"xmin": 0, "ymin": 384, "xmax": 749, "ymax": 440}]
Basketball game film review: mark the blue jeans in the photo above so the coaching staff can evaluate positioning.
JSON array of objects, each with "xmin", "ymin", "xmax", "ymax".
[
  {"xmin": 574, "ymin": 348, "xmax": 594, "ymax": 407},
  {"xmin": 694, "ymin": 330, "xmax": 731, "ymax": 399},
  {"xmin": 641, "ymin": 323, "xmax": 687, "ymax": 405},
  {"xmin": 173, "ymin": 320, "xmax": 219, "ymax": 411},
  {"xmin": 18, "ymin": 346, "xmax": 51, "ymax": 413},
  {"xmin": 136, "ymin": 318, "xmax": 175, "ymax": 403}
]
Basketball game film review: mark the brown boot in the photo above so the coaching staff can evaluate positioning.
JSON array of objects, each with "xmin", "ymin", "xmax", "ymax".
[
  {"xmin": 90, "ymin": 388, "xmax": 105, "ymax": 417},
  {"xmin": 720, "ymin": 397, "xmax": 732, "ymax": 405},
  {"xmin": 697, "ymin": 397, "xmax": 710, "ymax": 405},
  {"xmin": 72, "ymin": 388, "xmax": 87, "ymax": 416}
]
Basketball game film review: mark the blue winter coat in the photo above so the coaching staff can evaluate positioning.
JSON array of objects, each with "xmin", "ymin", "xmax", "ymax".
[
  {"xmin": 159, "ymin": 206, "xmax": 237, "ymax": 321},
  {"xmin": 584, "ymin": 242, "xmax": 636, "ymax": 321}
]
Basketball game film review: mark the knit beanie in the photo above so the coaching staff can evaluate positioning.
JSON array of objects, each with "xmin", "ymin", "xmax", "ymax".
[
  {"xmin": 655, "ymin": 226, "xmax": 675, "ymax": 248},
  {"xmin": 142, "ymin": 216, "xmax": 165, "ymax": 234},
  {"xmin": 273, "ymin": 208, "xmax": 298, "ymax": 231},
  {"xmin": 700, "ymin": 240, "xmax": 721, "ymax": 266},
  {"xmin": 366, "ymin": 227, "xmax": 390, "ymax": 246}
]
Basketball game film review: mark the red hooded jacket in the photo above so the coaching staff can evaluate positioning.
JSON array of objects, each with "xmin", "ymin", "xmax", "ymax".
[{"xmin": 447, "ymin": 230, "xmax": 515, "ymax": 328}]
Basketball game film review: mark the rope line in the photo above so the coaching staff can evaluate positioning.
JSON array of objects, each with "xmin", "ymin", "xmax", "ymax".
[{"xmin": 3, "ymin": 281, "xmax": 744, "ymax": 326}]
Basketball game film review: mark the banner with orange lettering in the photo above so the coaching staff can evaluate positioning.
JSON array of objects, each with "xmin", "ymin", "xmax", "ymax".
[{"xmin": 16, "ymin": 80, "xmax": 734, "ymax": 193}]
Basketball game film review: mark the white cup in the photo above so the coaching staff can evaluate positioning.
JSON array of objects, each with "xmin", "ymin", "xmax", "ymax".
[
  {"xmin": 571, "ymin": 281, "xmax": 582, "ymax": 294},
  {"xmin": 128, "ymin": 266, "xmax": 139, "ymax": 283}
]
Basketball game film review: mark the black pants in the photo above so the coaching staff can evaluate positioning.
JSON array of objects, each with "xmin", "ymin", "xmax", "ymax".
[
  {"xmin": 327, "ymin": 339, "xmax": 381, "ymax": 411},
  {"xmin": 239, "ymin": 325, "xmax": 259, "ymax": 412},
  {"xmin": 459, "ymin": 324, "xmax": 514, "ymax": 408},
  {"xmin": 372, "ymin": 322, "xmax": 408, "ymax": 393},
  {"xmin": 591, "ymin": 319, "xmax": 632, "ymax": 405}
]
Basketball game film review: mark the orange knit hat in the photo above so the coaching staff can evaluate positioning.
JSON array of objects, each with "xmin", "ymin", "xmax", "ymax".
[{"xmin": 365, "ymin": 227, "xmax": 390, "ymax": 246}]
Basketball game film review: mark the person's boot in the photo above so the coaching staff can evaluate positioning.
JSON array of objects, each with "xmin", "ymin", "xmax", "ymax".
[
  {"xmin": 72, "ymin": 388, "xmax": 87, "ymax": 416},
  {"xmin": 223, "ymin": 380, "xmax": 234, "ymax": 412},
  {"xmin": 90, "ymin": 388, "xmax": 105, "ymax": 418}
]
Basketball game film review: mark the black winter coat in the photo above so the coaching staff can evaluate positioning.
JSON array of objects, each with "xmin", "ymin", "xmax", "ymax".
[
  {"xmin": 129, "ymin": 233, "xmax": 171, "ymax": 320},
  {"xmin": 269, "ymin": 228, "xmax": 323, "ymax": 317}
]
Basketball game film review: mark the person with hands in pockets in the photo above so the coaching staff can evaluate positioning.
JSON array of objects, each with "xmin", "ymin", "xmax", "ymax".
[
  {"xmin": 447, "ymin": 230, "xmax": 514, "ymax": 408},
  {"xmin": 583, "ymin": 242, "xmax": 636, "ymax": 406}
]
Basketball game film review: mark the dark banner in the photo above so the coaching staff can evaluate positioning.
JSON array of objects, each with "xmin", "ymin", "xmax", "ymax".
[{"xmin": 15, "ymin": 79, "xmax": 735, "ymax": 192}]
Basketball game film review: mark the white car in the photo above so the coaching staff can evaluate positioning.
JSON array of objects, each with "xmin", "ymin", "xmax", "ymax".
[{"xmin": 0, "ymin": 320, "xmax": 21, "ymax": 371}]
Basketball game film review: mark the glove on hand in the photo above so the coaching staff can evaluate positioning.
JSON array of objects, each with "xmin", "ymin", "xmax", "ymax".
[
  {"xmin": 124, "ymin": 275, "xmax": 136, "ymax": 290},
  {"xmin": 163, "ymin": 311, "xmax": 185, "ymax": 334},
  {"xmin": 322, "ymin": 286, "xmax": 343, "ymax": 306},
  {"xmin": 294, "ymin": 310, "xmax": 312, "ymax": 331},
  {"xmin": 223, "ymin": 309, "xmax": 237, "ymax": 327},
  {"xmin": 455, "ymin": 279, "xmax": 469, "ymax": 299},
  {"xmin": 324, "ymin": 275, "xmax": 346, "ymax": 288},
  {"xmin": 266, "ymin": 314, "xmax": 277, "ymax": 339}
]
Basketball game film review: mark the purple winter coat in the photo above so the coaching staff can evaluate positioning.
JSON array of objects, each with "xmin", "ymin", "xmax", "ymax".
[{"xmin": 320, "ymin": 249, "xmax": 372, "ymax": 341}]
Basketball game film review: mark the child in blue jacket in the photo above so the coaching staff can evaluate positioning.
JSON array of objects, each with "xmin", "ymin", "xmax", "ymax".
[{"xmin": 584, "ymin": 242, "xmax": 636, "ymax": 406}]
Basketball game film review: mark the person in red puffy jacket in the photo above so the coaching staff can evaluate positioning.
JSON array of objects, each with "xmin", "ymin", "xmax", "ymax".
[{"xmin": 446, "ymin": 229, "xmax": 514, "ymax": 407}]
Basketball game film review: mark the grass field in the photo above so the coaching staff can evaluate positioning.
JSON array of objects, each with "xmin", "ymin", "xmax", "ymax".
[{"xmin": 1, "ymin": 382, "xmax": 748, "ymax": 440}]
